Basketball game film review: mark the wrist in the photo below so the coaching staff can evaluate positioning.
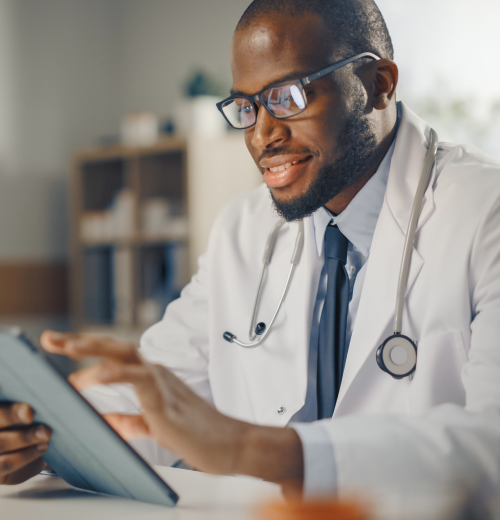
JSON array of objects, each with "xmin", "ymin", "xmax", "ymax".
[{"xmin": 233, "ymin": 423, "xmax": 304, "ymax": 489}]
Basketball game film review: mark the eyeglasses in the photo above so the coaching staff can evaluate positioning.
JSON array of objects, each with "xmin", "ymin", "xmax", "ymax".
[{"xmin": 216, "ymin": 52, "xmax": 380, "ymax": 130}]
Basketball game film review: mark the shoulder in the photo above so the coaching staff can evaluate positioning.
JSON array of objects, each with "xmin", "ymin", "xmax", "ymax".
[
  {"xmin": 437, "ymin": 141, "xmax": 500, "ymax": 184},
  {"xmin": 203, "ymin": 184, "xmax": 284, "ymax": 274},
  {"xmin": 209, "ymin": 183, "xmax": 280, "ymax": 239},
  {"xmin": 435, "ymin": 141, "xmax": 500, "ymax": 209}
]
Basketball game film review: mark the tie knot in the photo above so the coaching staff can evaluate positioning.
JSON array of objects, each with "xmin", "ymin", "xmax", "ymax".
[{"xmin": 324, "ymin": 225, "xmax": 348, "ymax": 264}]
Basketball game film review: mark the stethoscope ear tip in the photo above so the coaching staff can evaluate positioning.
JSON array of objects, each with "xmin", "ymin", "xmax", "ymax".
[
  {"xmin": 223, "ymin": 332, "xmax": 236, "ymax": 343},
  {"xmin": 255, "ymin": 322, "xmax": 266, "ymax": 336}
]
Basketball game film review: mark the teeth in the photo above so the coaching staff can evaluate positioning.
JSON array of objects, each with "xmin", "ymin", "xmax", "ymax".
[{"xmin": 269, "ymin": 162, "xmax": 293, "ymax": 173}]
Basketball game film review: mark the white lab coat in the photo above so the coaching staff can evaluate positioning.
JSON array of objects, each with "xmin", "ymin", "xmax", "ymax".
[{"xmin": 86, "ymin": 103, "xmax": 500, "ymax": 501}]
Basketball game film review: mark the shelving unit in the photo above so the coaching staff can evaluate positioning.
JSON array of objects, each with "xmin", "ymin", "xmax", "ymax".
[
  {"xmin": 71, "ymin": 137, "xmax": 189, "ymax": 336},
  {"xmin": 70, "ymin": 133, "xmax": 262, "ymax": 340}
]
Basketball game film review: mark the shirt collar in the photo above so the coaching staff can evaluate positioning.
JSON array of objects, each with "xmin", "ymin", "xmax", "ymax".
[{"xmin": 312, "ymin": 106, "xmax": 401, "ymax": 257}]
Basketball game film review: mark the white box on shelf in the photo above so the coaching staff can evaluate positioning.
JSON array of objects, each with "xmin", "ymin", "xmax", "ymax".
[{"xmin": 121, "ymin": 111, "xmax": 159, "ymax": 146}]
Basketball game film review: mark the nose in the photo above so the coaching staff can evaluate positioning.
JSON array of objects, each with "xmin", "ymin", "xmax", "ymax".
[{"xmin": 250, "ymin": 103, "xmax": 290, "ymax": 151}]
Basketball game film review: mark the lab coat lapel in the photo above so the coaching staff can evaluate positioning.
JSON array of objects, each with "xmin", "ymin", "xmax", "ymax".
[
  {"xmin": 236, "ymin": 216, "xmax": 323, "ymax": 425},
  {"xmin": 335, "ymin": 103, "xmax": 437, "ymax": 412}
]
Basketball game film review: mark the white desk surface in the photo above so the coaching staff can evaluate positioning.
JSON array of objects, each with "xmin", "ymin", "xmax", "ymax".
[{"xmin": 0, "ymin": 466, "xmax": 283, "ymax": 520}]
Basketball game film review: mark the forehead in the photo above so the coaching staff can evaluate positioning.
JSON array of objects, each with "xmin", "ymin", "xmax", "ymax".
[{"xmin": 231, "ymin": 13, "xmax": 334, "ymax": 95}]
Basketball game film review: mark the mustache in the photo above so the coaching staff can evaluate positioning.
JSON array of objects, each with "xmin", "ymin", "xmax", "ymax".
[{"xmin": 258, "ymin": 146, "xmax": 317, "ymax": 164}]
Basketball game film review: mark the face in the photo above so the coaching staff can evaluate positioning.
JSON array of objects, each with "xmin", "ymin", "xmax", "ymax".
[{"xmin": 230, "ymin": 13, "xmax": 378, "ymax": 220}]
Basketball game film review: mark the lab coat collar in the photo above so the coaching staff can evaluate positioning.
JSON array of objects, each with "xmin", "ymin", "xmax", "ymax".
[
  {"xmin": 386, "ymin": 102, "xmax": 438, "ymax": 235},
  {"xmin": 334, "ymin": 101, "xmax": 437, "ymax": 412}
]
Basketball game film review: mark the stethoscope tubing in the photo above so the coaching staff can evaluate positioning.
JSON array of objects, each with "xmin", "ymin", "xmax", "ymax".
[
  {"xmin": 224, "ymin": 219, "xmax": 304, "ymax": 348},
  {"xmin": 248, "ymin": 219, "xmax": 286, "ymax": 340},
  {"xmin": 393, "ymin": 128, "xmax": 439, "ymax": 334},
  {"xmin": 376, "ymin": 128, "xmax": 439, "ymax": 380},
  {"xmin": 233, "ymin": 263, "xmax": 296, "ymax": 348}
]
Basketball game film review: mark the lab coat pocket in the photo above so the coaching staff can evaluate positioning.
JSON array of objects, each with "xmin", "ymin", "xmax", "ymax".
[{"xmin": 408, "ymin": 330, "xmax": 467, "ymax": 414}]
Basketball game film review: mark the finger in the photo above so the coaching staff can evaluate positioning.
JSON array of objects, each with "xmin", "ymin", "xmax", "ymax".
[
  {"xmin": 68, "ymin": 363, "xmax": 116, "ymax": 391},
  {"xmin": 0, "ymin": 425, "xmax": 51, "ymax": 454},
  {"xmin": 68, "ymin": 360, "xmax": 149, "ymax": 390},
  {"xmin": 0, "ymin": 457, "xmax": 47, "ymax": 485},
  {"xmin": 91, "ymin": 362, "xmax": 165, "ymax": 414},
  {"xmin": 40, "ymin": 330, "xmax": 81, "ymax": 352},
  {"xmin": 0, "ymin": 443, "xmax": 49, "ymax": 479},
  {"xmin": 42, "ymin": 331, "xmax": 139, "ymax": 363},
  {"xmin": 103, "ymin": 414, "xmax": 151, "ymax": 440},
  {"xmin": 0, "ymin": 403, "xmax": 34, "ymax": 428}
]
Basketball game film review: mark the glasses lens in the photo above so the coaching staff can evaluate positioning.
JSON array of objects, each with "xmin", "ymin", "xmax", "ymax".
[
  {"xmin": 263, "ymin": 83, "xmax": 306, "ymax": 118},
  {"xmin": 221, "ymin": 98, "xmax": 256, "ymax": 129}
]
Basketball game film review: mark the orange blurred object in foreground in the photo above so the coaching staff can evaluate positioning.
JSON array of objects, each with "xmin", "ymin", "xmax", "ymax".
[{"xmin": 259, "ymin": 499, "xmax": 367, "ymax": 520}]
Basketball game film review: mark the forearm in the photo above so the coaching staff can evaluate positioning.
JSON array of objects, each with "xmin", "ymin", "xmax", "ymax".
[{"xmin": 234, "ymin": 422, "xmax": 304, "ymax": 490}]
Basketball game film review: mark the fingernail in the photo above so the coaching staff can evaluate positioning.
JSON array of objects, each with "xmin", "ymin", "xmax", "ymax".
[
  {"xmin": 48, "ymin": 331, "xmax": 63, "ymax": 341},
  {"xmin": 17, "ymin": 404, "xmax": 32, "ymax": 423},
  {"xmin": 36, "ymin": 443, "xmax": 49, "ymax": 452},
  {"xmin": 36, "ymin": 426, "xmax": 50, "ymax": 441}
]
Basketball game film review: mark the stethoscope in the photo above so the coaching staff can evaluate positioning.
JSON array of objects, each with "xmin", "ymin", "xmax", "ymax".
[
  {"xmin": 223, "ymin": 219, "xmax": 305, "ymax": 348},
  {"xmin": 224, "ymin": 129, "xmax": 439, "ymax": 380}
]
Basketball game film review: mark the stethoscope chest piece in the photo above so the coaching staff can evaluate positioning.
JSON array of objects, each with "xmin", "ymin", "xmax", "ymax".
[{"xmin": 376, "ymin": 334, "xmax": 417, "ymax": 379}]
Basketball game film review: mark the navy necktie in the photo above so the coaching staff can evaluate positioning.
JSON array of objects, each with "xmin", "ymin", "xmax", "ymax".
[{"xmin": 317, "ymin": 224, "xmax": 349, "ymax": 419}]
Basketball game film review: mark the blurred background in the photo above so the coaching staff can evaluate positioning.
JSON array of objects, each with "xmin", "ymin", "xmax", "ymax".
[{"xmin": 0, "ymin": 0, "xmax": 498, "ymax": 349}]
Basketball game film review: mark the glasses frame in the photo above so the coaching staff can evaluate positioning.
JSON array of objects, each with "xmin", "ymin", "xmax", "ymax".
[{"xmin": 216, "ymin": 51, "xmax": 381, "ymax": 130}]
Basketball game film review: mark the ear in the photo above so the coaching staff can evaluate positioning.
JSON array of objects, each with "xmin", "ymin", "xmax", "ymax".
[{"xmin": 366, "ymin": 58, "xmax": 399, "ymax": 110}]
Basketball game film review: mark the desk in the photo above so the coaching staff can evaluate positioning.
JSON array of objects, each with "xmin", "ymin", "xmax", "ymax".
[{"xmin": 0, "ymin": 466, "xmax": 283, "ymax": 520}]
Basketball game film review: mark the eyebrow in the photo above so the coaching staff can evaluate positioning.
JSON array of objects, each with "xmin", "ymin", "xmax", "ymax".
[{"xmin": 229, "ymin": 69, "xmax": 312, "ymax": 97}]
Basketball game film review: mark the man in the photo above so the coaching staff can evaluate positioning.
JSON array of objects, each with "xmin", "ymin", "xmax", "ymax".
[{"xmin": 1, "ymin": 0, "xmax": 500, "ymax": 503}]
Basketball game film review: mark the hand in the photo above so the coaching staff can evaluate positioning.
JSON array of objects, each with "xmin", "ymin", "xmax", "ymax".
[
  {"xmin": 40, "ymin": 331, "xmax": 304, "ymax": 491},
  {"xmin": 0, "ymin": 402, "xmax": 51, "ymax": 485},
  {"xmin": 41, "ymin": 330, "xmax": 246, "ymax": 475}
]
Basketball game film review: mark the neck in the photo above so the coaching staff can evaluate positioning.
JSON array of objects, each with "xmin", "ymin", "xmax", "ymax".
[{"xmin": 325, "ymin": 117, "xmax": 398, "ymax": 216}]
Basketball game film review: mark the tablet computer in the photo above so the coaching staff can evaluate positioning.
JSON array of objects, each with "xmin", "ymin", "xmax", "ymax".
[{"xmin": 0, "ymin": 329, "xmax": 179, "ymax": 507}]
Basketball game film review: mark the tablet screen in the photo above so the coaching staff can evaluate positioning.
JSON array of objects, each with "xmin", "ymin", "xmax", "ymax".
[{"xmin": 0, "ymin": 330, "xmax": 179, "ymax": 507}]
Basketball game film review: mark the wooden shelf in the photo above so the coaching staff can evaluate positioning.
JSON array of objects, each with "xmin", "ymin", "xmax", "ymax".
[
  {"xmin": 70, "ymin": 132, "xmax": 262, "ymax": 342},
  {"xmin": 79, "ymin": 234, "xmax": 188, "ymax": 248},
  {"xmin": 75, "ymin": 136, "xmax": 186, "ymax": 162},
  {"xmin": 70, "ymin": 139, "xmax": 189, "ymax": 335}
]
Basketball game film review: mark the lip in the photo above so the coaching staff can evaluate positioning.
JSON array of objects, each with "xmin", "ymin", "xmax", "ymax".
[{"xmin": 262, "ymin": 155, "xmax": 313, "ymax": 189}]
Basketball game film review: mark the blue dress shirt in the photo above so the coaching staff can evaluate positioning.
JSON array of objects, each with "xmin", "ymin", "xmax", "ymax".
[{"xmin": 291, "ymin": 109, "xmax": 400, "ymax": 496}]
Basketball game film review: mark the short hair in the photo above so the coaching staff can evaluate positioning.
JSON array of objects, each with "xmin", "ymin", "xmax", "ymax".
[{"xmin": 236, "ymin": 0, "xmax": 394, "ymax": 62}]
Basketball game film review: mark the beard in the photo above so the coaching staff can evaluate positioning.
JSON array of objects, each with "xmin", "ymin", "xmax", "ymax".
[{"xmin": 270, "ymin": 100, "xmax": 378, "ymax": 222}]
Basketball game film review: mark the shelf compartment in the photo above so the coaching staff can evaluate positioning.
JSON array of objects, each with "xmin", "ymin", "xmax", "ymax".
[
  {"xmin": 82, "ymin": 246, "xmax": 114, "ymax": 325},
  {"xmin": 138, "ymin": 151, "xmax": 185, "ymax": 202},
  {"xmin": 81, "ymin": 158, "xmax": 128, "ymax": 211},
  {"xmin": 137, "ymin": 242, "xmax": 188, "ymax": 327}
]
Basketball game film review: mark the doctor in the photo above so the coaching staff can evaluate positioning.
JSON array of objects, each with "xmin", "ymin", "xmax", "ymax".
[{"xmin": 2, "ymin": 0, "xmax": 500, "ymax": 501}]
